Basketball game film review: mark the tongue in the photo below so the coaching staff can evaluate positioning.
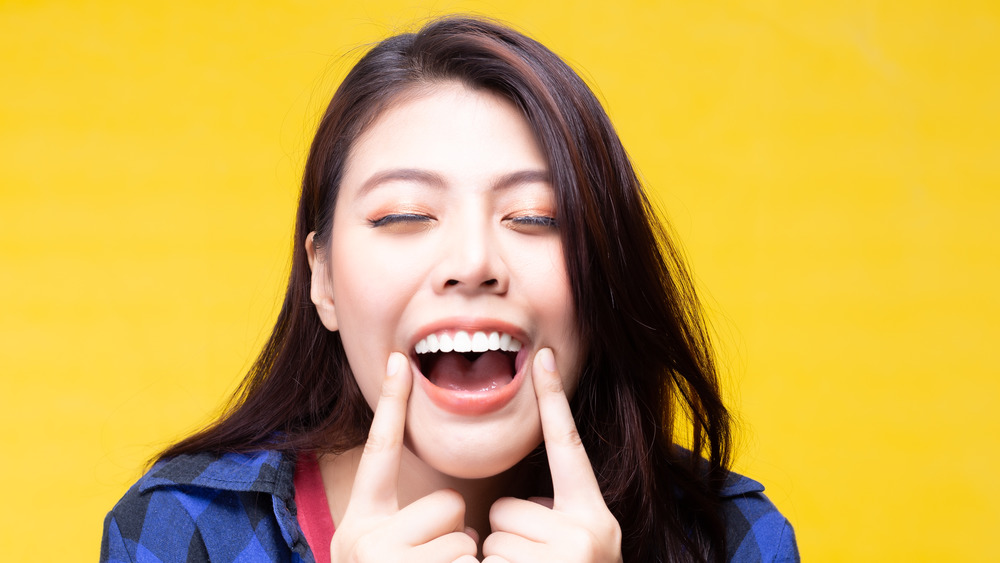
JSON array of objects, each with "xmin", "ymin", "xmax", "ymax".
[{"xmin": 428, "ymin": 351, "xmax": 513, "ymax": 392}]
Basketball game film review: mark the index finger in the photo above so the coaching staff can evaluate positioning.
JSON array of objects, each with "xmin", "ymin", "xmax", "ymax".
[
  {"xmin": 531, "ymin": 348, "xmax": 604, "ymax": 509},
  {"xmin": 348, "ymin": 351, "xmax": 413, "ymax": 512}
]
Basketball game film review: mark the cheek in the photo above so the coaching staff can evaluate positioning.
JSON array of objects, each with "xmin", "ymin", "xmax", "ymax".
[
  {"xmin": 535, "ymin": 249, "xmax": 582, "ymax": 393},
  {"xmin": 328, "ymin": 236, "xmax": 430, "ymax": 410},
  {"xmin": 328, "ymin": 248, "xmax": 398, "ymax": 409},
  {"xmin": 334, "ymin": 315, "xmax": 389, "ymax": 410}
]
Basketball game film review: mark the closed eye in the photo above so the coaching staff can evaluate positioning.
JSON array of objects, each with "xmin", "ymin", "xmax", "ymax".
[
  {"xmin": 507, "ymin": 215, "xmax": 558, "ymax": 232},
  {"xmin": 368, "ymin": 213, "xmax": 434, "ymax": 233}
]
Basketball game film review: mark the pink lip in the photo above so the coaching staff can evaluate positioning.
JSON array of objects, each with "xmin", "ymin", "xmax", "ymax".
[{"xmin": 410, "ymin": 317, "xmax": 530, "ymax": 416}]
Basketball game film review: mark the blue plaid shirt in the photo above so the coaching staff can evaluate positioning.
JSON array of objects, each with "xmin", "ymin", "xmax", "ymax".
[{"xmin": 101, "ymin": 450, "xmax": 798, "ymax": 562}]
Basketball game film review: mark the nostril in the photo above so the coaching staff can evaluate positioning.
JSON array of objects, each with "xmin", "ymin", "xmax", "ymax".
[{"xmin": 443, "ymin": 278, "xmax": 500, "ymax": 289}]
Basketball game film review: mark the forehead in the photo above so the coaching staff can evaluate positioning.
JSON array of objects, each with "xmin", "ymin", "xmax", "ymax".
[{"xmin": 340, "ymin": 82, "xmax": 549, "ymax": 188}]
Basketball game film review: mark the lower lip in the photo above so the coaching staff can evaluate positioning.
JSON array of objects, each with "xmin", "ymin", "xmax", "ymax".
[{"xmin": 414, "ymin": 353, "xmax": 527, "ymax": 416}]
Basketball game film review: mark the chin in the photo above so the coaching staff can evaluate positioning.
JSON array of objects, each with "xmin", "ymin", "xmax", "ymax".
[{"xmin": 407, "ymin": 423, "xmax": 542, "ymax": 480}]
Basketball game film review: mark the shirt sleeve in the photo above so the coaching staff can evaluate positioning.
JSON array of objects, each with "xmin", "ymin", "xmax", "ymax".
[
  {"xmin": 721, "ymin": 490, "xmax": 800, "ymax": 562},
  {"xmin": 101, "ymin": 483, "xmax": 303, "ymax": 561},
  {"xmin": 99, "ymin": 485, "xmax": 210, "ymax": 562},
  {"xmin": 771, "ymin": 518, "xmax": 800, "ymax": 563},
  {"xmin": 100, "ymin": 512, "xmax": 135, "ymax": 563}
]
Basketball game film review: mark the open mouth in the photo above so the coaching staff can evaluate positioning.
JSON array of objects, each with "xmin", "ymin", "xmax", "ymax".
[{"xmin": 414, "ymin": 330, "xmax": 524, "ymax": 392}]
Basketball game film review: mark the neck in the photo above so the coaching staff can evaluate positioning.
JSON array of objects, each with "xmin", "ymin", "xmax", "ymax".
[
  {"xmin": 320, "ymin": 446, "xmax": 537, "ymax": 552},
  {"xmin": 397, "ymin": 448, "xmax": 532, "ymax": 543}
]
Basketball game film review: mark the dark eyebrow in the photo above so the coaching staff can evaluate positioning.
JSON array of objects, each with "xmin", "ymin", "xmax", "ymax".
[
  {"xmin": 490, "ymin": 169, "xmax": 551, "ymax": 191},
  {"xmin": 357, "ymin": 168, "xmax": 551, "ymax": 195},
  {"xmin": 357, "ymin": 169, "xmax": 446, "ymax": 196}
]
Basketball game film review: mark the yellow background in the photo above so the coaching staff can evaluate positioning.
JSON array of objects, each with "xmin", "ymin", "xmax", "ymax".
[{"xmin": 2, "ymin": 1, "xmax": 997, "ymax": 560}]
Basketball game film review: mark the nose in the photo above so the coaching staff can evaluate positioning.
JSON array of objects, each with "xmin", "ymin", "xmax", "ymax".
[{"xmin": 432, "ymin": 214, "xmax": 508, "ymax": 296}]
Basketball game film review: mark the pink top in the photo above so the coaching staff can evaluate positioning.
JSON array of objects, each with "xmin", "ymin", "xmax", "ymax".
[{"xmin": 294, "ymin": 452, "xmax": 335, "ymax": 563}]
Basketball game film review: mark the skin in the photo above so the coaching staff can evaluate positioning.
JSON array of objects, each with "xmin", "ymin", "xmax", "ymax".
[
  {"xmin": 306, "ymin": 82, "xmax": 622, "ymax": 561},
  {"xmin": 327, "ymin": 350, "xmax": 623, "ymax": 562}
]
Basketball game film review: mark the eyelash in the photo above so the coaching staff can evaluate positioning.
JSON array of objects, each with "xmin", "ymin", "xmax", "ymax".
[
  {"xmin": 368, "ymin": 213, "xmax": 558, "ymax": 230},
  {"xmin": 368, "ymin": 213, "xmax": 432, "ymax": 227},
  {"xmin": 508, "ymin": 215, "xmax": 558, "ymax": 229}
]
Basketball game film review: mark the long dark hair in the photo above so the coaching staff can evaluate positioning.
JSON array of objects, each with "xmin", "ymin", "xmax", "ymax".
[{"xmin": 159, "ymin": 16, "xmax": 732, "ymax": 562}]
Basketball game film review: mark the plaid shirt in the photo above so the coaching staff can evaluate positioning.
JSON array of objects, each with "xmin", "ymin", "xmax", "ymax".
[
  {"xmin": 101, "ymin": 450, "xmax": 797, "ymax": 562},
  {"xmin": 718, "ymin": 470, "xmax": 799, "ymax": 562},
  {"xmin": 101, "ymin": 450, "xmax": 312, "ymax": 562}
]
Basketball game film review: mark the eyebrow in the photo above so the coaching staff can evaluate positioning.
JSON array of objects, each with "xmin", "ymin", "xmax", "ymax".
[
  {"xmin": 490, "ymin": 169, "xmax": 551, "ymax": 191},
  {"xmin": 356, "ymin": 168, "xmax": 551, "ymax": 196},
  {"xmin": 357, "ymin": 169, "xmax": 445, "ymax": 196}
]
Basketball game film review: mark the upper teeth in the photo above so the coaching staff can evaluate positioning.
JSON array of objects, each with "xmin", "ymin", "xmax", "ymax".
[{"xmin": 415, "ymin": 331, "xmax": 522, "ymax": 354}]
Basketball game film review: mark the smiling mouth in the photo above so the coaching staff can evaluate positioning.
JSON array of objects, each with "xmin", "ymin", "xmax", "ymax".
[{"xmin": 414, "ymin": 330, "xmax": 524, "ymax": 392}]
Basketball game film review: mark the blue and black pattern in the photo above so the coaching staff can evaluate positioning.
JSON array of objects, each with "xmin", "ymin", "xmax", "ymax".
[
  {"xmin": 101, "ymin": 450, "xmax": 797, "ymax": 562},
  {"xmin": 101, "ymin": 450, "xmax": 313, "ymax": 562},
  {"xmin": 719, "ymin": 473, "xmax": 799, "ymax": 562}
]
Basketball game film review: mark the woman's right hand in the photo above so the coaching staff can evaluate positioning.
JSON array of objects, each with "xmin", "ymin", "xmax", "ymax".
[{"xmin": 329, "ymin": 352, "xmax": 480, "ymax": 563}]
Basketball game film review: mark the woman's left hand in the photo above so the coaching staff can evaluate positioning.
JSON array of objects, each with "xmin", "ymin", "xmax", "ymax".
[{"xmin": 482, "ymin": 348, "xmax": 623, "ymax": 563}]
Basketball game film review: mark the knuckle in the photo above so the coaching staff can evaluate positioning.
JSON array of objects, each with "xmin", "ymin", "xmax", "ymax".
[
  {"xmin": 353, "ymin": 534, "xmax": 382, "ymax": 561},
  {"xmin": 481, "ymin": 531, "xmax": 500, "ymax": 555},
  {"xmin": 441, "ymin": 489, "xmax": 471, "ymax": 528},
  {"xmin": 541, "ymin": 372, "xmax": 565, "ymax": 394},
  {"xmin": 487, "ymin": 498, "xmax": 503, "ymax": 519},
  {"xmin": 379, "ymin": 380, "xmax": 401, "ymax": 399},
  {"xmin": 608, "ymin": 517, "xmax": 623, "ymax": 543},
  {"xmin": 454, "ymin": 531, "xmax": 477, "ymax": 553},
  {"xmin": 488, "ymin": 496, "xmax": 514, "ymax": 523},
  {"xmin": 566, "ymin": 527, "xmax": 594, "ymax": 550},
  {"xmin": 437, "ymin": 487, "xmax": 465, "ymax": 508},
  {"xmin": 562, "ymin": 427, "xmax": 584, "ymax": 448},
  {"xmin": 588, "ymin": 514, "xmax": 623, "ymax": 557},
  {"xmin": 431, "ymin": 488, "xmax": 467, "ymax": 520},
  {"xmin": 362, "ymin": 433, "xmax": 399, "ymax": 456}
]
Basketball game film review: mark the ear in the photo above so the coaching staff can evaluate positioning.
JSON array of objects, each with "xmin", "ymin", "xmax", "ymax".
[{"xmin": 305, "ymin": 231, "xmax": 339, "ymax": 332}]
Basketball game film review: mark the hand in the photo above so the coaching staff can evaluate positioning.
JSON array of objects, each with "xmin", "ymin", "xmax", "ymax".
[
  {"xmin": 482, "ymin": 348, "xmax": 623, "ymax": 563},
  {"xmin": 330, "ymin": 352, "xmax": 479, "ymax": 563}
]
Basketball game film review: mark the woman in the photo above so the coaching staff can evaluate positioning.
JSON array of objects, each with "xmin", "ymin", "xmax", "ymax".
[{"xmin": 102, "ymin": 16, "xmax": 798, "ymax": 563}]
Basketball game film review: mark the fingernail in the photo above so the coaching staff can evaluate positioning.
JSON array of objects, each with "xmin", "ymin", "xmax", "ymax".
[
  {"xmin": 538, "ymin": 348, "xmax": 556, "ymax": 373},
  {"xmin": 386, "ymin": 353, "xmax": 401, "ymax": 377}
]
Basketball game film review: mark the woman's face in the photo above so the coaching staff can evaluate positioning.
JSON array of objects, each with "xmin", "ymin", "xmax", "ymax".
[{"xmin": 310, "ymin": 82, "xmax": 581, "ymax": 479}]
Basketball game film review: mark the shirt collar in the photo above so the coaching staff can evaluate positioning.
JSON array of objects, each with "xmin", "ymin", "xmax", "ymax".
[
  {"xmin": 719, "ymin": 471, "xmax": 766, "ymax": 498},
  {"xmin": 138, "ymin": 450, "xmax": 295, "ymax": 500}
]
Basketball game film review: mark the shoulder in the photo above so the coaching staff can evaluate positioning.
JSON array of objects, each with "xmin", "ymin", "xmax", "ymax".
[
  {"xmin": 101, "ymin": 450, "xmax": 311, "ymax": 562},
  {"xmin": 718, "ymin": 471, "xmax": 800, "ymax": 563}
]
